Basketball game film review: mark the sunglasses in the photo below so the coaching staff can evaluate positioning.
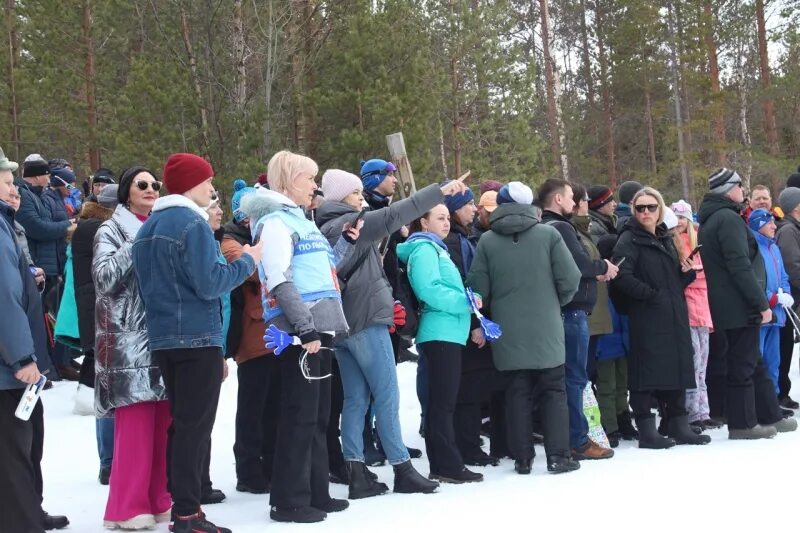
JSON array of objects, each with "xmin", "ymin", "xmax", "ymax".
[
  {"xmin": 135, "ymin": 180, "xmax": 162, "ymax": 192},
  {"xmin": 634, "ymin": 204, "xmax": 659, "ymax": 213},
  {"xmin": 300, "ymin": 347, "xmax": 334, "ymax": 381}
]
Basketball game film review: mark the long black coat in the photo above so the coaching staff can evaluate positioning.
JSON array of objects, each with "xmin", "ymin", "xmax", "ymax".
[{"xmin": 611, "ymin": 219, "xmax": 696, "ymax": 391}]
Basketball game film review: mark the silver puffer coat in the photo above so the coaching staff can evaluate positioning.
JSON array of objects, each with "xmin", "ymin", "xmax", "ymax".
[{"xmin": 93, "ymin": 205, "xmax": 166, "ymax": 417}]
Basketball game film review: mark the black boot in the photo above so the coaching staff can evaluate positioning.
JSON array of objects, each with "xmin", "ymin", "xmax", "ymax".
[
  {"xmin": 514, "ymin": 458, "xmax": 532, "ymax": 475},
  {"xmin": 636, "ymin": 416, "xmax": 676, "ymax": 449},
  {"xmin": 363, "ymin": 425, "xmax": 386, "ymax": 467},
  {"xmin": 668, "ymin": 415, "xmax": 711, "ymax": 445},
  {"xmin": 393, "ymin": 461, "xmax": 439, "ymax": 494},
  {"xmin": 347, "ymin": 461, "xmax": 389, "ymax": 500},
  {"xmin": 617, "ymin": 410, "xmax": 639, "ymax": 440},
  {"xmin": 329, "ymin": 462, "xmax": 349, "ymax": 485}
]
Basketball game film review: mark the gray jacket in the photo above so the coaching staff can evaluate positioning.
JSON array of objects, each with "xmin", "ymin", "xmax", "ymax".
[
  {"xmin": 777, "ymin": 215, "xmax": 800, "ymax": 302},
  {"xmin": 315, "ymin": 184, "xmax": 445, "ymax": 335},
  {"xmin": 93, "ymin": 205, "xmax": 166, "ymax": 417},
  {"xmin": 13, "ymin": 220, "xmax": 34, "ymax": 266}
]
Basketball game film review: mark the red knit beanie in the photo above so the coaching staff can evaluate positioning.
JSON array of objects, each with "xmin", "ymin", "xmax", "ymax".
[{"xmin": 163, "ymin": 153, "xmax": 214, "ymax": 195}]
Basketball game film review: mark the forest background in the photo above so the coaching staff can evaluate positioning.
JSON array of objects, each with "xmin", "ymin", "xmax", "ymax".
[{"xmin": 2, "ymin": 0, "xmax": 800, "ymax": 207}]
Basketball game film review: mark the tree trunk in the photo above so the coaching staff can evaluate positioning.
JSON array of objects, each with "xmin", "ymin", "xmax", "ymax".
[
  {"xmin": 82, "ymin": 0, "xmax": 100, "ymax": 171},
  {"xmin": 5, "ymin": 0, "xmax": 21, "ymax": 163},
  {"xmin": 438, "ymin": 113, "xmax": 448, "ymax": 176},
  {"xmin": 736, "ymin": 43, "xmax": 753, "ymax": 188},
  {"xmin": 232, "ymin": 0, "xmax": 247, "ymax": 112},
  {"xmin": 179, "ymin": 8, "xmax": 211, "ymax": 156},
  {"xmin": 667, "ymin": 2, "xmax": 691, "ymax": 202},
  {"xmin": 595, "ymin": 0, "xmax": 617, "ymax": 188},
  {"xmin": 755, "ymin": 0, "xmax": 779, "ymax": 158},
  {"xmin": 449, "ymin": 0, "xmax": 461, "ymax": 178},
  {"xmin": 579, "ymin": 0, "xmax": 598, "ymax": 142},
  {"xmin": 644, "ymin": 73, "xmax": 657, "ymax": 175},
  {"xmin": 539, "ymin": 0, "xmax": 563, "ymax": 176},
  {"xmin": 704, "ymin": 0, "xmax": 726, "ymax": 166}
]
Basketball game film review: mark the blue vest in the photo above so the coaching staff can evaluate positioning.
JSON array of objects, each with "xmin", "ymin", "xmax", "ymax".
[{"xmin": 255, "ymin": 209, "xmax": 341, "ymax": 323}]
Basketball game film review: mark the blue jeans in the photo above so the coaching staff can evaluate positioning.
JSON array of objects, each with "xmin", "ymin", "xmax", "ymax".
[
  {"xmin": 335, "ymin": 325, "xmax": 410, "ymax": 465},
  {"xmin": 759, "ymin": 325, "xmax": 780, "ymax": 395},
  {"xmin": 96, "ymin": 416, "xmax": 115, "ymax": 468},
  {"xmin": 564, "ymin": 310, "xmax": 590, "ymax": 449}
]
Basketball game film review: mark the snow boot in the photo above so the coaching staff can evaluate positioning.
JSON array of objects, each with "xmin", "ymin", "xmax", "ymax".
[
  {"xmin": 429, "ymin": 467, "xmax": 483, "ymax": 484},
  {"xmin": 99, "ymin": 466, "xmax": 111, "ymax": 486},
  {"xmin": 572, "ymin": 439, "xmax": 614, "ymax": 460},
  {"xmin": 362, "ymin": 426, "xmax": 386, "ymax": 467},
  {"xmin": 347, "ymin": 461, "xmax": 389, "ymax": 500},
  {"xmin": 771, "ymin": 417, "xmax": 798, "ymax": 433},
  {"xmin": 269, "ymin": 506, "xmax": 326, "ymax": 524},
  {"xmin": 729, "ymin": 424, "xmax": 777, "ymax": 440},
  {"xmin": 313, "ymin": 498, "xmax": 349, "ymax": 513},
  {"xmin": 103, "ymin": 514, "xmax": 156, "ymax": 531},
  {"xmin": 329, "ymin": 462, "xmax": 349, "ymax": 485},
  {"xmin": 170, "ymin": 511, "xmax": 231, "ymax": 533},
  {"xmin": 617, "ymin": 410, "xmax": 639, "ymax": 440},
  {"xmin": 200, "ymin": 488, "xmax": 226, "ymax": 505},
  {"xmin": 636, "ymin": 416, "xmax": 676, "ymax": 449},
  {"xmin": 606, "ymin": 431, "xmax": 621, "ymax": 449},
  {"xmin": 42, "ymin": 511, "xmax": 69, "ymax": 531},
  {"xmin": 547, "ymin": 455, "xmax": 580, "ymax": 474},
  {"xmin": 514, "ymin": 458, "xmax": 532, "ymax": 475},
  {"xmin": 464, "ymin": 451, "xmax": 500, "ymax": 467},
  {"xmin": 393, "ymin": 461, "xmax": 439, "ymax": 494},
  {"xmin": 668, "ymin": 415, "xmax": 711, "ymax": 445}
]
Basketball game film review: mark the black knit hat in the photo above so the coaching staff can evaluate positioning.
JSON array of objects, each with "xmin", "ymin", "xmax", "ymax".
[
  {"xmin": 118, "ymin": 165, "xmax": 153, "ymax": 205},
  {"xmin": 618, "ymin": 181, "xmax": 643, "ymax": 204},
  {"xmin": 93, "ymin": 167, "xmax": 117, "ymax": 185},
  {"xmin": 787, "ymin": 167, "xmax": 800, "ymax": 189},
  {"xmin": 22, "ymin": 159, "xmax": 50, "ymax": 178},
  {"xmin": 588, "ymin": 185, "xmax": 614, "ymax": 210}
]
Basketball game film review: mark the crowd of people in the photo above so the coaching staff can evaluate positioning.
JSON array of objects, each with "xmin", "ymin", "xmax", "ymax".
[{"xmin": 2, "ymin": 141, "xmax": 800, "ymax": 533}]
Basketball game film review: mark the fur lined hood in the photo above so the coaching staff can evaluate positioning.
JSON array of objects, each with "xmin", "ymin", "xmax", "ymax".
[{"xmin": 79, "ymin": 200, "xmax": 114, "ymax": 222}]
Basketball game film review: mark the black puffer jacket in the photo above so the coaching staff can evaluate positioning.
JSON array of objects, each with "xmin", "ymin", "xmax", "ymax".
[
  {"xmin": 611, "ymin": 219, "xmax": 696, "ymax": 391},
  {"xmin": 72, "ymin": 201, "xmax": 114, "ymax": 352},
  {"xmin": 697, "ymin": 193, "xmax": 768, "ymax": 329}
]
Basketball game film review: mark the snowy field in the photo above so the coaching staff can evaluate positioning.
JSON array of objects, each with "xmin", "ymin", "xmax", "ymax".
[{"xmin": 41, "ymin": 358, "xmax": 800, "ymax": 533}]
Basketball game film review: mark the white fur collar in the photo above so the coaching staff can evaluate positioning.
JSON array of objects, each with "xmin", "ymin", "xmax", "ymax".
[{"xmin": 152, "ymin": 194, "xmax": 209, "ymax": 221}]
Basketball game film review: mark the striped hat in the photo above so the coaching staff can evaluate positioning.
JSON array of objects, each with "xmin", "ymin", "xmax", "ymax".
[{"xmin": 708, "ymin": 168, "xmax": 742, "ymax": 195}]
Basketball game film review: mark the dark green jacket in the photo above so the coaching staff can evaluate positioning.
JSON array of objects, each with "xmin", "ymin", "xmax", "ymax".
[
  {"xmin": 697, "ymin": 193, "xmax": 768, "ymax": 329},
  {"xmin": 466, "ymin": 203, "xmax": 580, "ymax": 371}
]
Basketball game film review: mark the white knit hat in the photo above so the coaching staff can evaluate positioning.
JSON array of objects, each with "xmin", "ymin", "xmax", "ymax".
[{"xmin": 321, "ymin": 169, "xmax": 363, "ymax": 203}]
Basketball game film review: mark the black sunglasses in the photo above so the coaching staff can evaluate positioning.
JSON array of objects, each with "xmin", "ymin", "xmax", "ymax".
[
  {"xmin": 634, "ymin": 204, "xmax": 659, "ymax": 213},
  {"xmin": 135, "ymin": 180, "xmax": 162, "ymax": 192}
]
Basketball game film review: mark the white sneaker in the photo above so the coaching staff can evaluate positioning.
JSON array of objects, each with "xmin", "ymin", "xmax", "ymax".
[
  {"xmin": 103, "ymin": 514, "xmax": 156, "ymax": 530},
  {"xmin": 72, "ymin": 384, "xmax": 94, "ymax": 416},
  {"xmin": 154, "ymin": 508, "xmax": 171, "ymax": 523}
]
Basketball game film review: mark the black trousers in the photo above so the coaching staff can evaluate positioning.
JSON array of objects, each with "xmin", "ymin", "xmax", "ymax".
[
  {"xmin": 778, "ymin": 321, "xmax": 795, "ymax": 400},
  {"xmin": 156, "ymin": 347, "xmax": 223, "ymax": 516},
  {"xmin": 419, "ymin": 341, "xmax": 464, "ymax": 476},
  {"xmin": 270, "ymin": 342, "xmax": 332, "ymax": 509},
  {"xmin": 326, "ymin": 357, "xmax": 345, "ymax": 472},
  {"xmin": 630, "ymin": 389, "xmax": 686, "ymax": 419},
  {"xmin": 719, "ymin": 327, "xmax": 783, "ymax": 429},
  {"xmin": 234, "ymin": 354, "xmax": 281, "ymax": 484},
  {"xmin": 504, "ymin": 365, "xmax": 570, "ymax": 461},
  {"xmin": 488, "ymin": 389, "xmax": 509, "ymax": 458},
  {"xmin": 78, "ymin": 349, "xmax": 95, "ymax": 388},
  {"xmin": 454, "ymin": 369, "xmax": 489, "ymax": 460},
  {"xmin": 706, "ymin": 330, "xmax": 727, "ymax": 419},
  {"xmin": 0, "ymin": 389, "xmax": 45, "ymax": 533}
]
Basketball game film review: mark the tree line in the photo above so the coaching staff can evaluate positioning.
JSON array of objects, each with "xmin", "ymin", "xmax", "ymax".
[{"xmin": 2, "ymin": 0, "xmax": 799, "ymax": 204}]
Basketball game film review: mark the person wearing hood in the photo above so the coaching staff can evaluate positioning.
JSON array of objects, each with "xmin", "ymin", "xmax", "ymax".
[
  {"xmin": 94, "ymin": 167, "xmax": 173, "ymax": 530},
  {"xmin": 697, "ymin": 168, "xmax": 791, "ymax": 439},
  {"xmin": 220, "ymin": 179, "xmax": 281, "ymax": 496},
  {"xmin": 397, "ymin": 204, "xmax": 482, "ymax": 484},
  {"xmin": 133, "ymin": 154, "xmax": 261, "ymax": 533},
  {"xmin": 466, "ymin": 182, "xmax": 581, "ymax": 476},
  {"xmin": 239, "ymin": 150, "xmax": 359, "ymax": 524},
  {"xmin": 775, "ymin": 186, "xmax": 800, "ymax": 410},
  {"xmin": 587, "ymin": 185, "xmax": 617, "ymax": 240},
  {"xmin": 540, "ymin": 179, "xmax": 617, "ymax": 461},
  {"xmin": 440, "ymin": 184, "xmax": 500, "ymax": 467},
  {"xmin": 72, "ymin": 184, "xmax": 119, "ymax": 485},
  {"xmin": 748, "ymin": 209, "xmax": 792, "ymax": 399},
  {"xmin": 670, "ymin": 200, "xmax": 717, "ymax": 431},
  {"xmin": 614, "ymin": 180, "xmax": 643, "ymax": 233},
  {"xmin": 611, "ymin": 187, "xmax": 710, "ymax": 448},
  {"xmin": 316, "ymin": 169, "xmax": 456, "ymax": 498}
]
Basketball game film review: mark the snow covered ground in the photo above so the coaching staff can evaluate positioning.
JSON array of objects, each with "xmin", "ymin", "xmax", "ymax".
[{"xmin": 41, "ymin": 359, "xmax": 800, "ymax": 533}]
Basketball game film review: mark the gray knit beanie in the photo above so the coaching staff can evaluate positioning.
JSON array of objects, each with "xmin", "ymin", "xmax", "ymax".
[{"xmin": 779, "ymin": 187, "xmax": 800, "ymax": 216}]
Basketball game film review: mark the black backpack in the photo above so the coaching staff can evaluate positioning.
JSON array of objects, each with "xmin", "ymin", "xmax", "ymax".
[{"xmin": 395, "ymin": 261, "xmax": 421, "ymax": 341}]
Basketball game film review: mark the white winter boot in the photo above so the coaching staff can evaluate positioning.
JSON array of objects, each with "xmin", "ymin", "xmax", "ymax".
[{"xmin": 72, "ymin": 384, "xmax": 94, "ymax": 416}]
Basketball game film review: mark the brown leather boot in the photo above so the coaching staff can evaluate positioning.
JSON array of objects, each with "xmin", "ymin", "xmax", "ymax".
[{"xmin": 572, "ymin": 439, "xmax": 614, "ymax": 460}]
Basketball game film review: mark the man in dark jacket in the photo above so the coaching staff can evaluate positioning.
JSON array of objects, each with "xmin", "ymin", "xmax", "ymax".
[
  {"xmin": 467, "ymin": 182, "xmax": 582, "ymax": 476},
  {"xmin": 698, "ymin": 168, "xmax": 793, "ymax": 439},
  {"xmin": 71, "ymin": 184, "xmax": 118, "ymax": 484},
  {"xmin": 540, "ymin": 179, "xmax": 616, "ymax": 460},
  {"xmin": 775, "ymin": 186, "xmax": 800, "ymax": 409},
  {"xmin": 587, "ymin": 185, "xmax": 617, "ymax": 240},
  {"xmin": 0, "ymin": 153, "xmax": 69, "ymax": 532}
]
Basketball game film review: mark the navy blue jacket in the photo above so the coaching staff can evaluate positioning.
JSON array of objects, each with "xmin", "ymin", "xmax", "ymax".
[
  {"xmin": 132, "ymin": 195, "xmax": 256, "ymax": 351},
  {"xmin": 15, "ymin": 180, "xmax": 71, "ymax": 276},
  {"xmin": 0, "ymin": 201, "xmax": 53, "ymax": 390}
]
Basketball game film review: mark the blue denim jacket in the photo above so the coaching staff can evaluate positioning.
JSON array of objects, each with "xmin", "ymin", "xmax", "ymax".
[{"xmin": 132, "ymin": 195, "xmax": 255, "ymax": 351}]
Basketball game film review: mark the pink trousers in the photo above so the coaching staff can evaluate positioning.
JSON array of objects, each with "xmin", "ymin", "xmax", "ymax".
[{"xmin": 104, "ymin": 401, "xmax": 172, "ymax": 521}]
